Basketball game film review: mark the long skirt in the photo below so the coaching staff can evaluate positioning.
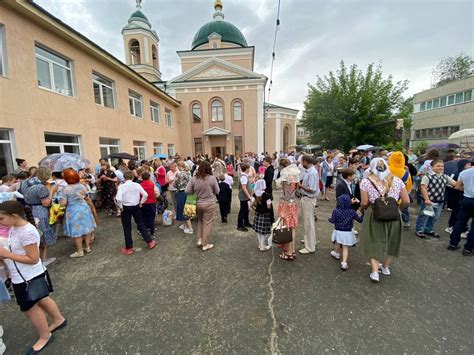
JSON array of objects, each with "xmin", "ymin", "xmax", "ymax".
[{"xmin": 361, "ymin": 207, "xmax": 402, "ymax": 260}]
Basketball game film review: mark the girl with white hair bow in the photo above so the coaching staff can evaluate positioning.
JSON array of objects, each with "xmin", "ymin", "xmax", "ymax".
[{"xmin": 359, "ymin": 158, "xmax": 410, "ymax": 283}]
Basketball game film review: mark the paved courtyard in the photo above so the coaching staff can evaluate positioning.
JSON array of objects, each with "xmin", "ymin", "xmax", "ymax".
[{"xmin": 2, "ymin": 190, "xmax": 473, "ymax": 354}]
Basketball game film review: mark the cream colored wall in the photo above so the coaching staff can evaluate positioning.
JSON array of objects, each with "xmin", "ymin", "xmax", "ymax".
[
  {"xmin": 174, "ymin": 87, "xmax": 258, "ymax": 156},
  {"xmin": 181, "ymin": 53, "xmax": 253, "ymax": 72},
  {"xmin": 265, "ymin": 118, "xmax": 276, "ymax": 153},
  {"xmin": 414, "ymin": 77, "xmax": 474, "ymax": 103},
  {"xmin": 0, "ymin": 5, "xmax": 180, "ymax": 167}
]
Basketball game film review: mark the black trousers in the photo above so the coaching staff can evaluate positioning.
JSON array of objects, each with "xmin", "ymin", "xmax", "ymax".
[
  {"xmin": 141, "ymin": 203, "xmax": 157, "ymax": 236},
  {"xmin": 121, "ymin": 205, "xmax": 152, "ymax": 249},
  {"xmin": 237, "ymin": 200, "xmax": 250, "ymax": 228},
  {"xmin": 219, "ymin": 201, "xmax": 231, "ymax": 219}
]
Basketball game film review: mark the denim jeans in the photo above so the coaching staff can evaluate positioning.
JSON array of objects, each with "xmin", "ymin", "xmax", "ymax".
[
  {"xmin": 141, "ymin": 203, "xmax": 156, "ymax": 236},
  {"xmin": 449, "ymin": 197, "xmax": 474, "ymax": 251},
  {"xmin": 415, "ymin": 201, "xmax": 443, "ymax": 233},
  {"xmin": 401, "ymin": 207, "xmax": 410, "ymax": 224}
]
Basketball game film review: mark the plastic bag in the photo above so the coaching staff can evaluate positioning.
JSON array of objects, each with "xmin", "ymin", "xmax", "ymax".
[{"xmin": 162, "ymin": 210, "xmax": 174, "ymax": 226}]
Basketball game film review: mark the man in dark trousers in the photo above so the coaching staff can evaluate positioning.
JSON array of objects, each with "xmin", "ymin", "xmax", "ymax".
[
  {"xmin": 217, "ymin": 174, "xmax": 232, "ymax": 223},
  {"xmin": 262, "ymin": 156, "xmax": 275, "ymax": 222}
]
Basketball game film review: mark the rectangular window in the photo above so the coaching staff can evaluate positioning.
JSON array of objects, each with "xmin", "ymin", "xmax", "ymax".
[
  {"xmin": 465, "ymin": 90, "xmax": 472, "ymax": 102},
  {"xmin": 432, "ymin": 98, "xmax": 440, "ymax": 109},
  {"xmin": 448, "ymin": 95, "xmax": 455, "ymax": 105},
  {"xmin": 442, "ymin": 127, "xmax": 449, "ymax": 137},
  {"xmin": 153, "ymin": 142, "xmax": 162, "ymax": 155},
  {"xmin": 133, "ymin": 140, "xmax": 146, "ymax": 160},
  {"xmin": 234, "ymin": 136, "xmax": 243, "ymax": 156},
  {"xmin": 455, "ymin": 92, "xmax": 464, "ymax": 104},
  {"xmin": 420, "ymin": 102, "xmax": 426, "ymax": 111},
  {"xmin": 35, "ymin": 45, "xmax": 73, "ymax": 96},
  {"xmin": 45, "ymin": 133, "xmax": 80, "ymax": 154},
  {"xmin": 420, "ymin": 130, "xmax": 426, "ymax": 138},
  {"xmin": 427, "ymin": 128, "xmax": 434, "ymax": 138},
  {"xmin": 99, "ymin": 137, "xmax": 119, "ymax": 164},
  {"xmin": 167, "ymin": 144, "xmax": 175, "ymax": 157},
  {"xmin": 194, "ymin": 138, "xmax": 203, "ymax": 155},
  {"xmin": 450, "ymin": 126, "xmax": 460, "ymax": 135},
  {"xmin": 129, "ymin": 90, "xmax": 143, "ymax": 118},
  {"xmin": 415, "ymin": 130, "xmax": 420, "ymax": 139},
  {"xmin": 150, "ymin": 101, "xmax": 160, "ymax": 123},
  {"xmin": 440, "ymin": 96, "xmax": 447, "ymax": 107},
  {"xmin": 93, "ymin": 73, "xmax": 115, "ymax": 108},
  {"xmin": 165, "ymin": 109, "xmax": 173, "ymax": 127},
  {"xmin": 0, "ymin": 24, "xmax": 7, "ymax": 76},
  {"xmin": 426, "ymin": 101, "xmax": 433, "ymax": 110},
  {"xmin": 0, "ymin": 129, "xmax": 14, "ymax": 176}
]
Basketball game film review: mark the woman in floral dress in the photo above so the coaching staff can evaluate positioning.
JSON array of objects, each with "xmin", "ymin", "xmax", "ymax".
[
  {"xmin": 175, "ymin": 161, "xmax": 193, "ymax": 234},
  {"xmin": 276, "ymin": 158, "xmax": 300, "ymax": 261},
  {"xmin": 59, "ymin": 169, "xmax": 97, "ymax": 258},
  {"xmin": 97, "ymin": 163, "xmax": 118, "ymax": 216}
]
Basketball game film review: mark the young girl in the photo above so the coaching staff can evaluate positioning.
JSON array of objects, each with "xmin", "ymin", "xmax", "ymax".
[
  {"xmin": 329, "ymin": 194, "xmax": 363, "ymax": 270},
  {"xmin": 252, "ymin": 170, "xmax": 272, "ymax": 251},
  {"xmin": 0, "ymin": 201, "xmax": 66, "ymax": 353}
]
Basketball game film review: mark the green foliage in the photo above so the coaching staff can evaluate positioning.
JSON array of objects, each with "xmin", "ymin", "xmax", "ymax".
[
  {"xmin": 432, "ymin": 52, "xmax": 474, "ymax": 88},
  {"xmin": 384, "ymin": 142, "xmax": 405, "ymax": 152},
  {"xmin": 296, "ymin": 138, "xmax": 305, "ymax": 146},
  {"xmin": 413, "ymin": 140, "xmax": 429, "ymax": 155},
  {"xmin": 301, "ymin": 61, "xmax": 409, "ymax": 151}
]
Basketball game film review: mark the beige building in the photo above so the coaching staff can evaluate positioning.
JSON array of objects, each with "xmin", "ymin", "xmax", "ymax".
[
  {"xmin": 264, "ymin": 104, "xmax": 298, "ymax": 153},
  {"xmin": 0, "ymin": 0, "xmax": 296, "ymax": 176},
  {"xmin": 411, "ymin": 76, "xmax": 474, "ymax": 148}
]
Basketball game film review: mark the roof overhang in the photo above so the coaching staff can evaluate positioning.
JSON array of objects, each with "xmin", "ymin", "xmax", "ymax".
[{"xmin": 202, "ymin": 127, "xmax": 231, "ymax": 136}]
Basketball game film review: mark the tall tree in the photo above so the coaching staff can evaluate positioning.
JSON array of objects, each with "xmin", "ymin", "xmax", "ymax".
[
  {"xmin": 301, "ymin": 61, "xmax": 408, "ymax": 150},
  {"xmin": 431, "ymin": 52, "xmax": 473, "ymax": 87}
]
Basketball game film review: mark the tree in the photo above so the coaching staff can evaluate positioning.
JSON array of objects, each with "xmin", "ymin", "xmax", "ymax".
[
  {"xmin": 431, "ymin": 52, "xmax": 474, "ymax": 87},
  {"xmin": 301, "ymin": 61, "xmax": 409, "ymax": 151}
]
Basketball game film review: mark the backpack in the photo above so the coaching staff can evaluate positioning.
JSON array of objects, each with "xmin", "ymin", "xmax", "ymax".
[{"xmin": 368, "ymin": 179, "xmax": 400, "ymax": 222}]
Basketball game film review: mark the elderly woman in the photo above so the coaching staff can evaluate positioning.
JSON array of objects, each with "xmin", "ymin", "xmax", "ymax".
[
  {"xmin": 185, "ymin": 161, "xmax": 220, "ymax": 251},
  {"xmin": 276, "ymin": 158, "xmax": 300, "ymax": 261},
  {"xmin": 97, "ymin": 163, "xmax": 118, "ymax": 216},
  {"xmin": 59, "ymin": 169, "xmax": 97, "ymax": 258},
  {"xmin": 175, "ymin": 161, "xmax": 193, "ymax": 234},
  {"xmin": 359, "ymin": 158, "xmax": 410, "ymax": 283},
  {"xmin": 24, "ymin": 167, "xmax": 57, "ymax": 266}
]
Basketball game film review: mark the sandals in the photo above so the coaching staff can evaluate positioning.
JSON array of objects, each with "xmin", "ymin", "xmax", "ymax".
[{"xmin": 278, "ymin": 253, "xmax": 295, "ymax": 261}]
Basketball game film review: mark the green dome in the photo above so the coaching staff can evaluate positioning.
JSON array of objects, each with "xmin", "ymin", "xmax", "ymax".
[
  {"xmin": 129, "ymin": 10, "xmax": 151, "ymax": 26},
  {"xmin": 192, "ymin": 21, "xmax": 248, "ymax": 50}
]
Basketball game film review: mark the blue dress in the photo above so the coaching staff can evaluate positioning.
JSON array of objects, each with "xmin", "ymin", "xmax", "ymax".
[
  {"xmin": 24, "ymin": 183, "xmax": 56, "ymax": 246},
  {"xmin": 59, "ymin": 184, "xmax": 97, "ymax": 238}
]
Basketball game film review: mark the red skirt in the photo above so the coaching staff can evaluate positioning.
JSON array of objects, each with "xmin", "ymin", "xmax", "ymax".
[{"xmin": 278, "ymin": 201, "xmax": 298, "ymax": 229}]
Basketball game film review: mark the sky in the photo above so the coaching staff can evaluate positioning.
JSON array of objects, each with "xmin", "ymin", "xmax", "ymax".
[{"xmin": 36, "ymin": 0, "xmax": 473, "ymax": 114}]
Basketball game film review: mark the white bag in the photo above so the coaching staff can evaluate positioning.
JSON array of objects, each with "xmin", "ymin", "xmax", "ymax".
[{"xmin": 162, "ymin": 210, "xmax": 174, "ymax": 226}]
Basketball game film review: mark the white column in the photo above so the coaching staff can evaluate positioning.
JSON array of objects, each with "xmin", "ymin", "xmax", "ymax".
[
  {"xmin": 275, "ymin": 113, "xmax": 281, "ymax": 152},
  {"xmin": 144, "ymin": 37, "xmax": 150, "ymax": 64},
  {"xmin": 257, "ymin": 84, "xmax": 264, "ymax": 153}
]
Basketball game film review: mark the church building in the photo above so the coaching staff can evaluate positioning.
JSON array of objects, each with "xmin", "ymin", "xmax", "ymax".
[{"xmin": 0, "ymin": 0, "xmax": 297, "ymax": 175}]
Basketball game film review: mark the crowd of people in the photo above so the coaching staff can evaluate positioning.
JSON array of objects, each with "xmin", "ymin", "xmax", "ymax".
[{"xmin": 1, "ymin": 146, "xmax": 473, "ymax": 352}]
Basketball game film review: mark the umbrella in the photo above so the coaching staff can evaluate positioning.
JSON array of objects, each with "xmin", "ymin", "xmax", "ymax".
[
  {"xmin": 106, "ymin": 152, "xmax": 137, "ymax": 160},
  {"xmin": 39, "ymin": 153, "xmax": 90, "ymax": 172},
  {"xmin": 357, "ymin": 144, "xmax": 374, "ymax": 151},
  {"xmin": 427, "ymin": 142, "xmax": 460, "ymax": 150},
  {"xmin": 147, "ymin": 153, "xmax": 168, "ymax": 160},
  {"xmin": 448, "ymin": 129, "xmax": 474, "ymax": 140}
]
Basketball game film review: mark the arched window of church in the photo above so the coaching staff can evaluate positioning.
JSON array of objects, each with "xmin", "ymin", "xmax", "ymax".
[
  {"xmin": 233, "ymin": 100, "xmax": 242, "ymax": 121},
  {"xmin": 130, "ymin": 40, "xmax": 141, "ymax": 65},
  {"xmin": 192, "ymin": 102, "xmax": 201, "ymax": 123},
  {"xmin": 211, "ymin": 99, "xmax": 223, "ymax": 122},
  {"xmin": 151, "ymin": 45, "xmax": 158, "ymax": 68}
]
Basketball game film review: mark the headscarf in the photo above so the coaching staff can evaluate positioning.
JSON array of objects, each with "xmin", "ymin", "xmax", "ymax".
[
  {"xmin": 254, "ymin": 178, "xmax": 266, "ymax": 197},
  {"xmin": 388, "ymin": 152, "xmax": 412, "ymax": 191},
  {"xmin": 336, "ymin": 194, "xmax": 352, "ymax": 210},
  {"xmin": 368, "ymin": 157, "xmax": 390, "ymax": 181}
]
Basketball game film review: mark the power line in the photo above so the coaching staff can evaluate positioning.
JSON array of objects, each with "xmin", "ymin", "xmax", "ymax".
[{"xmin": 267, "ymin": 0, "xmax": 281, "ymax": 106}]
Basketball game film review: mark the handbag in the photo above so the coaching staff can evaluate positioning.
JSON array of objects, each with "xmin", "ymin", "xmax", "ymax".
[
  {"xmin": 271, "ymin": 217, "xmax": 293, "ymax": 244},
  {"xmin": 368, "ymin": 179, "xmax": 400, "ymax": 222},
  {"xmin": 184, "ymin": 194, "xmax": 198, "ymax": 219},
  {"xmin": 9, "ymin": 246, "xmax": 53, "ymax": 303}
]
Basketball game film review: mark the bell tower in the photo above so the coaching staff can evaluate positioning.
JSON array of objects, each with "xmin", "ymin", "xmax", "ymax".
[{"xmin": 121, "ymin": 0, "xmax": 161, "ymax": 82}]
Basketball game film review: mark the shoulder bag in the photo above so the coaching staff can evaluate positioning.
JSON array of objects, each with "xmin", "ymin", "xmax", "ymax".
[
  {"xmin": 271, "ymin": 217, "xmax": 293, "ymax": 244},
  {"xmin": 368, "ymin": 179, "xmax": 400, "ymax": 222},
  {"xmin": 9, "ymin": 246, "xmax": 53, "ymax": 303}
]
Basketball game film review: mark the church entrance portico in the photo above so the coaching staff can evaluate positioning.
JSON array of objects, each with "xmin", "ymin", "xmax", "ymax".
[{"xmin": 202, "ymin": 127, "xmax": 230, "ymax": 157}]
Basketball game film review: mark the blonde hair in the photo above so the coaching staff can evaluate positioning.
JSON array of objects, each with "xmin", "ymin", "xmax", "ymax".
[
  {"xmin": 177, "ymin": 161, "xmax": 190, "ymax": 171},
  {"xmin": 36, "ymin": 166, "xmax": 51, "ymax": 184}
]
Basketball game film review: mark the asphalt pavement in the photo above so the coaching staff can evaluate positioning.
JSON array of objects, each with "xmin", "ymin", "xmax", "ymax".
[{"xmin": 2, "ymin": 190, "xmax": 473, "ymax": 354}]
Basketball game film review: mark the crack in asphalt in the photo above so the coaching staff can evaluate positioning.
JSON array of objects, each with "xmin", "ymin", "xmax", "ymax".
[{"xmin": 267, "ymin": 249, "xmax": 280, "ymax": 355}]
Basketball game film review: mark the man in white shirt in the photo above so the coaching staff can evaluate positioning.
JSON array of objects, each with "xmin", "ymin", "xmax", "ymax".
[{"xmin": 116, "ymin": 171, "xmax": 156, "ymax": 255}]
